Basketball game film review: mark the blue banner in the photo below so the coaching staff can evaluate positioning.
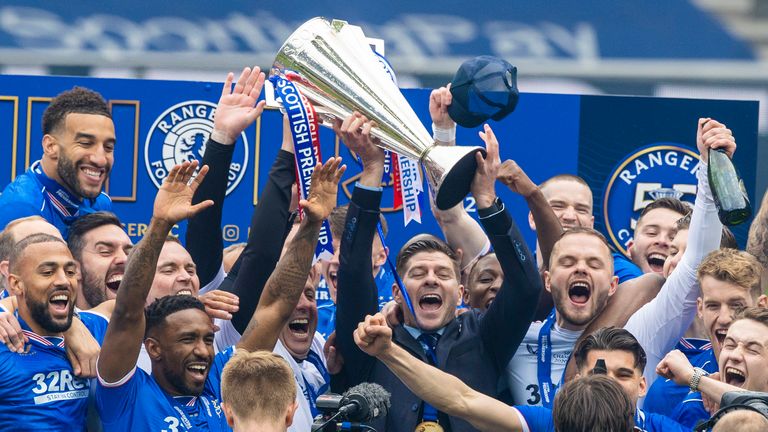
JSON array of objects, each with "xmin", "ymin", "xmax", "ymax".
[{"xmin": 0, "ymin": 74, "xmax": 759, "ymax": 254}]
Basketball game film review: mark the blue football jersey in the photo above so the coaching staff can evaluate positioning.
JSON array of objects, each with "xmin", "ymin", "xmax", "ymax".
[
  {"xmin": 671, "ymin": 392, "xmax": 710, "ymax": 430},
  {"xmin": 96, "ymin": 346, "xmax": 235, "ymax": 431},
  {"xmin": 0, "ymin": 312, "xmax": 108, "ymax": 431},
  {"xmin": 516, "ymin": 405, "xmax": 686, "ymax": 432},
  {"xmin": 644, "ymin": 341, "xmax": 716, "ymax": 417}
]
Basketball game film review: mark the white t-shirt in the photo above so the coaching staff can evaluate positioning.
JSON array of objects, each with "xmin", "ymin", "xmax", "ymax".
[{"xmin": 505, "ymin": 319, "xmax": 583, "ymax": 406}]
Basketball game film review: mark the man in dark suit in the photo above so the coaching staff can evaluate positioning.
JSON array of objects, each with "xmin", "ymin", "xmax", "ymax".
[{"xmin": 331, "ymin": 115, "xmax": 543, "ymax": 432}]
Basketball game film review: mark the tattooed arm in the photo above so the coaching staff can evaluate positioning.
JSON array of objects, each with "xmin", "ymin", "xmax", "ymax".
[
  {"xmin": 98, "ymin": 162, "xmax": 213, "ymax": 383},
  {"xmin": 237, "ymin": 158, "xmax": 345, "ymax": 353}
]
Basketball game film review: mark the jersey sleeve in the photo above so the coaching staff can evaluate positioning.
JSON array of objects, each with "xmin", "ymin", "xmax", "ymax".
[
  {"xmin": 78, "ymin": 311, "xmax": 110, "ymax": 344},
  {"xmin": 207, "ymin": 345, "xmax": 236, "ymax": 400},
  {"xmin": 514, "ymin": 405, "xmax": 554, "ymax": 432},
  {"xmin": 671, "ymin": 393, "xmax": 711, "ymax": 430},
  {"xmin": 95, "ymin": 366, "xmax": 142, "ymax": 425}
]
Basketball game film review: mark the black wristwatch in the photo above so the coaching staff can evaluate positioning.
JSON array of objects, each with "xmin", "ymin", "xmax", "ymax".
[{"xmin": 478, "ymin": 196, "xmax": 504, "ymax": 219}]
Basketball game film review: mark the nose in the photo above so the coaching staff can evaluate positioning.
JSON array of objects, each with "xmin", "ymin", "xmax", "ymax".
[
  {"xmin": 717, "ymin": 305, "xmax": 734, "ymax": 327},
  {"xmin": 192, "ymin": 338, "xmax": 208, "ymax": 357},
  {"xmin": 561, "ymin": 206, "xmax": 578, "ymax": 224},
  {"xmin": 88, "ymin": 144, "xmax": 109, "ymax": 168},
  {"xmin": 114, "ymin": 247, "xmax": 129, "ymax": 265},
  {"xmin": 54, "ymin": 267, "xmax": 71, "ymax": 287}
]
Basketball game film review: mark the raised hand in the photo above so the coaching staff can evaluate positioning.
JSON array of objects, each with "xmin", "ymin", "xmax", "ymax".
[
  {"xmin": 470, "ymin": 124, "xmax": 501, "ymax": 208},
  {"xmin": 655, "ymin": 349, "xmax": 695, "ymax": 386},
  {"xmin": 300, "ymin": 157, "xmax": 346, "ymax": 222},
  {"xmin": 153, "ymin": 160, "xmax": 214, "ymax": 225},
  {"xmin": 323, "ymin": 331, "xmax": 345, "ymax": 375},
  {"xmin": 497, "ymin": 159, "xmax": 537, "ymax": 198},
  {"xmin": 212, "ymin": 66, "xmax": 267, "ymax": 144},
  {"xmin": 199, "ymin": 289, "xmax": 240, "ymax": 321},
  {"xmin": 333, "ymin": 112, "xmax": 384, "ymax": 188},
  {"xmin": 354, "ymin": 313, "xmax": 393, "ymax": 358},
  {"xmin": 429, "ymin": 84, "xmax": 455, "ymax": 131},
  {"xmin": 0, "ymin": 309, "xmax": 25, "ymax": 353},
  {"xmin": 697, "ymin": 118, "xmax": 736, "ymax": 163}
]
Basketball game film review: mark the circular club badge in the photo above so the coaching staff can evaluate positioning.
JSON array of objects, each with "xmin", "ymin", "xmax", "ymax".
[
  {"xmin": 144, "ymin": 100, "xmax": 248, "ymax": 195},
  {"xmin": 602, "ymin": 143, "xmax": 700, "ymax": 256}
]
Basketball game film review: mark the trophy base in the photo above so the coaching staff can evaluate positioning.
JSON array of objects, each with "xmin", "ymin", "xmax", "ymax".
[{"xmin": 432, "ymin": 146, "xmax": 486, "ymax": 210}]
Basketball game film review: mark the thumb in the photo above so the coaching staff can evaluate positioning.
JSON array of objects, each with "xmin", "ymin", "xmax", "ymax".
[{"xmin": 188, "ymin": 200, "xmax": 215, "ymax": 216}]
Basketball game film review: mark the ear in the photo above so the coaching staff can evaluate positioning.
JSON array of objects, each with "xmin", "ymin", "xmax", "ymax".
[
  {"xmin": 285, "ymin": 400, "xmax": 299, "ymax": 427},
  {"xmin": 758, "ymin": 295, "xmax": 768, "ymax": 309},
  {"xmin": 588, "ymin": 215, "xmax": 595, "ymax": 228},
  {"xmin": 373, "ymin": 246, "xmax": 388, "ymax": 269},
  {"xmin": 626, "ymin": 240, "xmax": 635, "ymax": 260},
  {"xmin": 7, "ymin": 273, "xmax": 23, "ymax": 297},
  {"xmin": 391, "ymin": 282, "xmax": 402, "ymax": 305},
  {"xmin": 0, "ymin": 260, "xmax": 9, "ymax": 279},
  {"xmin": 144, "ymin": 337, "xmax": 162, "ymax": 361},
  {"xmin": 544, "ymin": 270, "xmax": 552, "ymax": 294},
  {"xmin": 462, "ymin": 286, "xmax": 471, "ymax": 305},
  {"xmin": 42, "ymin": 134, "xmax": 59, "ymax": 159},
  {"xmin": 222, "ymin": 402, "xmax": 235, "ymax": 428},
  {"xmin": 528, "ymin": 211, "xmax": 536, "ymax": 231},
  {"xmin": 637, "ymin": 375, "xmax": 648, "ymax": 398},
  {"xmin": 697, "ymin": 297, "xmax": 704, "ymax": 319},
  {"xmin": 608, "ymin": 275, "xmax": 619, "ymax": 297},
  {"xmin": 456, "ymin": 284, "xmax": 465, "ymax": 307}
]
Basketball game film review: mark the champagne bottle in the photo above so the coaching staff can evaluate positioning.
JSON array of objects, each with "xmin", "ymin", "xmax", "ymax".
[{"xmin": 708, "ymin": 148, "xmax": 752, "ymax": 226}]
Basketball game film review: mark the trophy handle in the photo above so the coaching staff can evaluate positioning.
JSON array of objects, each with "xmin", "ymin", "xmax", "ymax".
[{"xmin": 422, "ymin": 145, "xmax": 486, "ymax": 210}]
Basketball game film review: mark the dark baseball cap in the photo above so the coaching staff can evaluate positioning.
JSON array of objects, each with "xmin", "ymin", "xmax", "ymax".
[{"xmin": 448, "ymin": 56, "xmax": 519, "ymax": 128}]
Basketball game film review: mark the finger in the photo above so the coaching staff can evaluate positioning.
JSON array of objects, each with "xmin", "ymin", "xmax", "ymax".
[
  {"xmin": 340, "ymin": 114, "xmax": 355, "ymax": 132},
  {"xmin": 246, "ymin": 100, "xmax": 266, "ymax": 124},
  {"xmin": 190, "ymin": 165, "xmax": 210, "ymax": 192},
  {"xmin": 249, "ymin": 71, "xmax": 266, "ymax": 100},
  {"xmin": 180, "ymin": 160, "xmax": 199, "ymax": 185},
  {"xmin": 201, "ymin": 299, "xmax": 239, "ymax": 313},
  {"xmin": 243, "ymin": 65, "xmax": 260, "ymax": 97},
  {"xmin": 442, "ymin": 87, "xmax": 452, "ymax": 107},
  {"xmin": 475, "ymin": 150, "xmax": 486, "ymax": 169},
  {"xmin": 334, "ymin": 164, "xmax": 347, "ymax": 183},
  {"xmin": 483, "ymin": 124, "xmax": 500, "ymax": 160},
  {"xmin": 165, "ymin": 164, "xmax": 182, "ymax": 185},
  {"xmin": 188, "ymin": 200, "xmax": 215, "ymax": 218},
  {"xmin": 348, "ymin": 116, "xmax": 365, "ymax": 135},
  {"xmin": 234, "ymin": 67, "xmax": 250, "ymax": 94},
  {"xmin": 221, "ymin": 72, "xmax": 234, "ymax": 98},
  {"xmin": 429, "ymin": 89, "xmax": 440, "ymax": 109},
  {"xmin": 209, "ymin": 290, "xmax": 240, "ymax": 304},
  {"xmin": 701, "ymin": 128, "xmax": 729, "ymax": 142},
  {"xmin": 332, "ymin": 118, "xmax": 343, "ymax": 134},
  {"xmin": 205, "ymin": 307, "xmax": 233, "ymax": 320}
]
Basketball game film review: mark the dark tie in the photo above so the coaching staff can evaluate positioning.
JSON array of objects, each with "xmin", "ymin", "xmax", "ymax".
[{"xmin": 418, "ymin": 333, "xmax": 440, "ymax": 364}]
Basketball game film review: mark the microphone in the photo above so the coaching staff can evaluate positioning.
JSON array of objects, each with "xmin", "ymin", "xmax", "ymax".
[{"xmin": 337, "ymin": 383, "xmax": 391, "ymax": 422}]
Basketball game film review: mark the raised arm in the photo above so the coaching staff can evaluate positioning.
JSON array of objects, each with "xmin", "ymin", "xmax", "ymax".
[
  {"xmin": 236, "ymin": 158, "xmax": 344, "ymax": 352},
  {"xmin": 657, "ymin": 349, "xmax": 743, "ymax": 404},
  {"xmin": 98, "ymin": 161, "xmax": 213, "ymax": 382},
  {"xmin": 332, "ymin": 113, "xmax": 386, "ymax": 390},
  {"xmin": 747, "ymin": 188, "xmax": 768, "ymax": 276},
  {"xmin": 355, "ymin": 313, "xmax": 523, "ymax": 432},
  {"xmin": 625, "ymin": 118, "xmax": 733, "ymax": 386},
  {"xmin": 223, "ymin": 116, "xmax": 297, "ymax": 334},
  {"xmin": 186, "ymin": 66, "xmax": 266, "ymax": 288},
  {"xmin": 472, "ymin": 126, "xmax": 542, "ymax": 368},
  {"xmin": 428, "ymin": 85, "xmax": 490, "ymax": 271}
]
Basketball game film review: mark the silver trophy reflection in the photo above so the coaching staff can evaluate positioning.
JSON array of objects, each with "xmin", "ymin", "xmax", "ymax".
[{"xmin": 270, "ymin": 17, "xmax": 485, "ymax": 210}]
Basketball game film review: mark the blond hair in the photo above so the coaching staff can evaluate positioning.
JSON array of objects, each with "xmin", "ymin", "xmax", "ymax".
[
  {"xmin": 698, "ymin": 249, "xmax": 763, "ymax": 299},
  {"xmin": 221, "ymin": 350, "xmax": 297, "ymax": 423}
]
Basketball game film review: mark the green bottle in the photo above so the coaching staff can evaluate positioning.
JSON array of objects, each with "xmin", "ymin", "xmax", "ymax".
[{"xmin": 707, "ymin": 148, "xmax": 752, "ymax": 226}]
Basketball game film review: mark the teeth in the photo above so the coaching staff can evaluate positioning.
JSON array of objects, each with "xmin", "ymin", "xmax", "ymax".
[
  {"xmin": 726, "ymin": 367, "xmax": 745, "ymax": 378},
  {"xmin": 715, "ymin": 329, "xmax": 728, "ymax": 337},
  {"xmin": 649, "ymin": 253, "xmax": 666, "ymax": 261},
  {"xmin": 188, "ymin": 365, "xmax": 206, "ymax": 371},
  {"xmin": 82, "ymin": 167, "xmax": 102, "ymax": 177},
  {"xmin": 107, "ymin": 275, "xmax": 123, "ymax": 284},
  {"xmin": 291, "ymin": 319, "xmax": 308, "ymax": 325},
  {"xmin": 422, "ymin": 294, "xmax": 441, "ymax": 300},
  {"xmin": 571, "ymin": 282, "xmax": 589, "ymax": 289},
  {"xmin": 51, "ymin": 294, "xmax": 68, "ymax": 302},
  {"xmin": 176, "ymin": 290, "xmax": 192, "ymax": 296}
]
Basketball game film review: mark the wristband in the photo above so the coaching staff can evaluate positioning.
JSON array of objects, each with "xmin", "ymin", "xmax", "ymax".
[{"xmin": 432, "ymin": 123, "xmax": 456, "ymax": 143}]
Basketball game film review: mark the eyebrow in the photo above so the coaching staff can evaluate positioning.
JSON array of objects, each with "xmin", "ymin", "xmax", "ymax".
[{"xmin": 74, "ymin": 132, "xmax": 116, "ymax": 145}]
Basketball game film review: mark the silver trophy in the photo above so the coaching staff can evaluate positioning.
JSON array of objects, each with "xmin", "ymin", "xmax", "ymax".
[{"xmin": 270, "ymin": 17, "xmax": 485, "ymax": 210}]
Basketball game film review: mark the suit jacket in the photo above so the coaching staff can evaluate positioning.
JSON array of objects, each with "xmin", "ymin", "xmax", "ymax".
[{"xmin": 333, "ymin": 186, "xmax": 542, "ymax": 432}]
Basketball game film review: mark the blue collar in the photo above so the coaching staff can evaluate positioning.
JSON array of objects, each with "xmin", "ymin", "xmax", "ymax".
[{"xmin": 16, "ymin": 311, "xmax": 65, "ymax": 349}]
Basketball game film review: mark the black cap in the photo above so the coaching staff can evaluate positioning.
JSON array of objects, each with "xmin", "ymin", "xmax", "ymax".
[{"xmin": 448, "ymin": 55, "xmax": 519, "ymax": 128}]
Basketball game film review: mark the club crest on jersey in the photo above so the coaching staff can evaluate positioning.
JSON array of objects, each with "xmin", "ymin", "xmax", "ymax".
[
  {"xmin": 144, "ymin": 100, "xmax": 248, "ymax": 195},
  {"xmin": 602, "ymin": 143, "xmax": 699, "ymax": 256}
]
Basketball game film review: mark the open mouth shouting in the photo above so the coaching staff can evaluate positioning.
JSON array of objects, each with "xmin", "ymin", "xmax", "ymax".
[
  {"xmin": 419, "ymin": 293, "xmax": 443, "ymax": 313},
  {"xmin": 105, "ymin": 273, "xmax": 123, "ymax": 293},
  {"xmin": 568, "ymin": 280, "xmax": 592, "ymax": 306},
  {"xmin": 185, "ymin": 361, "xmax": 209, "ymax": 384},
  {"xmin": 724, "ymin": 366, "xmax": 746, "ymax": 387},
  {"xmin": 646, "ymin": 253, "xmax": 668, "ymax": 273},
  {"xmin": 175, "ymin": 289, "xmax": 193, "ymax": 296},
  {"xmin": 49, "ymin": 290, "xmax": 71, "ymax": 319},
  {"xmin": 713, "ymin": 328, "xmax": 728, "ymax": 346},
  {"xmin": 288, "ymin": 318, "xmax": 310, "ymax": 339}
]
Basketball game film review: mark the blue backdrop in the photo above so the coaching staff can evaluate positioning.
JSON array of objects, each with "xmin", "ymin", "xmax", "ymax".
[{"xmin": 0, "ymin": 74, "xmax": 759, "ymax": 255}]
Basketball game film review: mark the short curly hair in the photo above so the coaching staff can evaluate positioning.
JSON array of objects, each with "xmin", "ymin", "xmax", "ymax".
[
  {"xmin": 698, "ymin": 249, "xmax": 763, "ymax": 299},
  {"xmin": 42, "ymin": 87, "xmax": 111, "ymax": 135},
  {"xmin": 145, "ymin": 295, "xmax": 206, "ymax": 338}
]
